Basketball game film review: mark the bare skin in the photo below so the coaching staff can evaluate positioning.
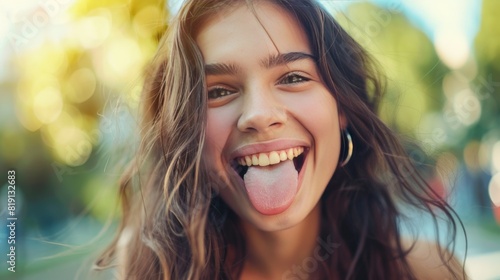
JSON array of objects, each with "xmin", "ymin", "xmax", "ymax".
[
  {"xmin": 404, "ymin": 238, "xmax": 466, "ymax": 279},
  {"xmin": 239, "ymin": 204, "xmax": 321, "ymax": 280}
]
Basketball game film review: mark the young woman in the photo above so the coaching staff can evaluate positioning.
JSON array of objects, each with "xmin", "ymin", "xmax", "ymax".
[{"xmin": 96, "ymin": 0, "xmax": 467, "ymax": 279}]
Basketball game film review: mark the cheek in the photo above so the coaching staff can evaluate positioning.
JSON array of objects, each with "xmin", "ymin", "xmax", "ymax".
[
  {"xmin": 203, "ymin": 109, "xmax": 234, "ymax": 165},
  {"xmin": 288, "ymin": 90, "xmax": 341, "ymax": 171},
  {"xmin": 314, "ymin": 100, "xmax": 341, "ymax": 148},
  {"xmin": 288, "ymin": 90, "xmax": 340, "ymax": 140}
]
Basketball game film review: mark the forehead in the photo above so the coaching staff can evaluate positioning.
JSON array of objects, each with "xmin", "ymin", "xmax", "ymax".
[{"xmin": 194, "ymin": 2, "xmax": 311, "ymax": 64}]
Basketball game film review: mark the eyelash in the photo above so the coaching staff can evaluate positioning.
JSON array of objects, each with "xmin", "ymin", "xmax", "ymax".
[
  {"xmin": 277, "ymin": 72, "xmax": 311, "ymax": 85},
  {"xmin": 207, "ymin": 87, "xmax": 235, "ymax": 100}
]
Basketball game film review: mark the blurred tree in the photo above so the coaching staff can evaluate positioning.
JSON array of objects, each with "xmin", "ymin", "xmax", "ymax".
[
  {"xmin": 7, "ymin": 0, "xmax": 168, "ymax": 233},
  {"xmin": 335, "ymin": 3, "xmax": 448, "ymax": 142},
  {"xmin": 474, "ymin": 0, "xmax": 500, "ymax": 135},
  {"xmin": 335, "ymin": 2, "xmax": 500, "ymax": 223},
  {"xmin": 473, "ymin": 0, "xmax": 500, "ymax": 221}
]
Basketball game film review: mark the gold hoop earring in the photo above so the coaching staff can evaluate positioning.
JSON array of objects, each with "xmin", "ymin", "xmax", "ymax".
[{"xmin": 340, "ymin": 129, "xmax": 353, "ymax": 167}]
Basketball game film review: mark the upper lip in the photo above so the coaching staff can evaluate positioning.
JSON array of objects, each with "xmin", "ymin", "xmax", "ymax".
[{"xmin": 230, "ymin": 138, "xmax": 309, "ymax": 160}]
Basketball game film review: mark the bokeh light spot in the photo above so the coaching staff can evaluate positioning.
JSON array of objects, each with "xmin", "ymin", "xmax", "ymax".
[
  {"xmin": 33, "ymin": 87, "xmax": 63, "ymax": 124},
  {"xmin": 105, "ymin": 36, "xmax": 142, "ymax": 77},
  {"xmin": 435, "ymin": 28, "xmax": 470, "ymax": 69},
  {"xmin": 464, "ymin": 141, "xmax": 481, "ymax": 172},
  {"xmin": 76, "ymin": 8, "xmax": 112, "ymax": 49},
  {"xmin": 53, "ymin": 126, "xmax": 92, "ymax": 166},
  {"xmin": 94, "ymin": 33, "xmax": 143, "ymax": 88},
  {"xmin": 67, "ymin": 68, "xmax": 96, "ymax": 103},
  {"xmin": 132, "ymin": 5, "xmax": 163, "ymax": 37},
  {"xmin": 492, "ymin": 141, "xmax": 500, "ymax": 174},
  {"xmin": 16, "ymin": 102, "xmax": 42, "ymax": 132},
  {"xmin": 452, "ymin": 89, "xmax": 481, "ymax": 126},
  {"xmin": 442, "ymin": 71, "xmax": 469, "ymax": 99},
  {"xmin": 489, "ymin": 173, "xmax": 500, "ymax": 207}
]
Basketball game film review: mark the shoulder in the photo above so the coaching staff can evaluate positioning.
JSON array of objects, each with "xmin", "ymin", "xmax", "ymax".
[{"xmin": 402, "ymin": 238, "xmax": 467, "ymax": 280}]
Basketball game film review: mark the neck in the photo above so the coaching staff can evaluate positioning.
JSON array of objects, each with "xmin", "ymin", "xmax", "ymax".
[{"xmin": 239, "ymin": 204, "xmax": 322, "ymax": 279}]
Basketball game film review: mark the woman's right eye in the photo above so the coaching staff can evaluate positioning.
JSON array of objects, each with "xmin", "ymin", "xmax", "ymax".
[{"xmin": 207, "ymin": 87, "xmax": 235, "ymax": 99}]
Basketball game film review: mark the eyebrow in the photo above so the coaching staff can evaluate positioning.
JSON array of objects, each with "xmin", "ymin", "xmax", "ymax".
[
  {"xmin": 261, "ymin": 52, "xmax": 316, "ymax": 69},
  {"xmin": 204, "ymin": 51, "xmax": 316, "ymax": 76},
  {"xmin": 204, "ymin": 63, "xmax": 241, "ymax": 76}
]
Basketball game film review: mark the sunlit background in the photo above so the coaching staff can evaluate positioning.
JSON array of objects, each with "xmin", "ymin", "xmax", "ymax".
[{"xmin": 0, "ymin": 0, "xmax": 499, "ymax": 279}]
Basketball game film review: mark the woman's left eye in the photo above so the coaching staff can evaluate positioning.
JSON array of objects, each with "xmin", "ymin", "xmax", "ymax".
[
  {"xmin": 278, "ymin": 73, "xmax": 311, "ymax": 85},
  {"xmin": 207, "ymin": 87, "xmax": 236, "ymax": 99}
]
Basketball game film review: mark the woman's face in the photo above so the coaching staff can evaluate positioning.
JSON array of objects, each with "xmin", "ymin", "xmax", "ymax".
[{"xmin": 197, "ymin": 2, "xmax": 343, "ymax": 231}]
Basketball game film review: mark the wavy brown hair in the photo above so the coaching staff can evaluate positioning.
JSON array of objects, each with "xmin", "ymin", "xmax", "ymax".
[{"xmin": 95, "ymin": 0, "xmax": 467, "ymax": 279}]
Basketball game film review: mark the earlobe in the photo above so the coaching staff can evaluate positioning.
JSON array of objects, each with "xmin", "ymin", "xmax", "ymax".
[{"xmin": 338, "ymin": 113, "xmax": 348, "ymax": 130}]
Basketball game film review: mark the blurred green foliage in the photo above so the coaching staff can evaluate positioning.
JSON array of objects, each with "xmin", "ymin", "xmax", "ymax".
[{"xmin": 1, "ymin": 0, "xmax": 168, "ymax": 234}]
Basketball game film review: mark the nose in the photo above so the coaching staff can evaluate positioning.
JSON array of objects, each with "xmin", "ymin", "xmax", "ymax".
[{"xmin": 237, "ymin": 87, "xmax": 287, "ymax": 133}]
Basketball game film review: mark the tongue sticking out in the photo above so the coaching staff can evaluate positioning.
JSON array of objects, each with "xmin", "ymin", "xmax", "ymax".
[{"xmin": 243, "ymin": 160, "xmax": 298, "ymax": 215}]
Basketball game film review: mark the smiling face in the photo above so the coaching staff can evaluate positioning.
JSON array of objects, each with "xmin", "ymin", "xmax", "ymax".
[{"xmin": 197, "ymin": 2, "xmax": 343, "ymax": 231}]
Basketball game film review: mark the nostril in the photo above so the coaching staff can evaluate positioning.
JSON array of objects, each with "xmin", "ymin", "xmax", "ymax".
[
  {"xmin": 237, "ymin": 102, "xmax": 287, "ymax": 132},
  {"xmin": 237, "ymin": 116, "xmax": 285, "ymax": 132}
]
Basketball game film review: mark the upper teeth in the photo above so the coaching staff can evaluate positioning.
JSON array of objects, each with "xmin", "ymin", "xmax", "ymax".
[{"xmin": 237, "ymin": 147, "xmax": 304, "ymax": 167}]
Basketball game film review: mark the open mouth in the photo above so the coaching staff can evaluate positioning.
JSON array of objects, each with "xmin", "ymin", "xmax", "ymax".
[{"xmin": 232, "ymin": 147, "xmax": 307, "ymax": 179}]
